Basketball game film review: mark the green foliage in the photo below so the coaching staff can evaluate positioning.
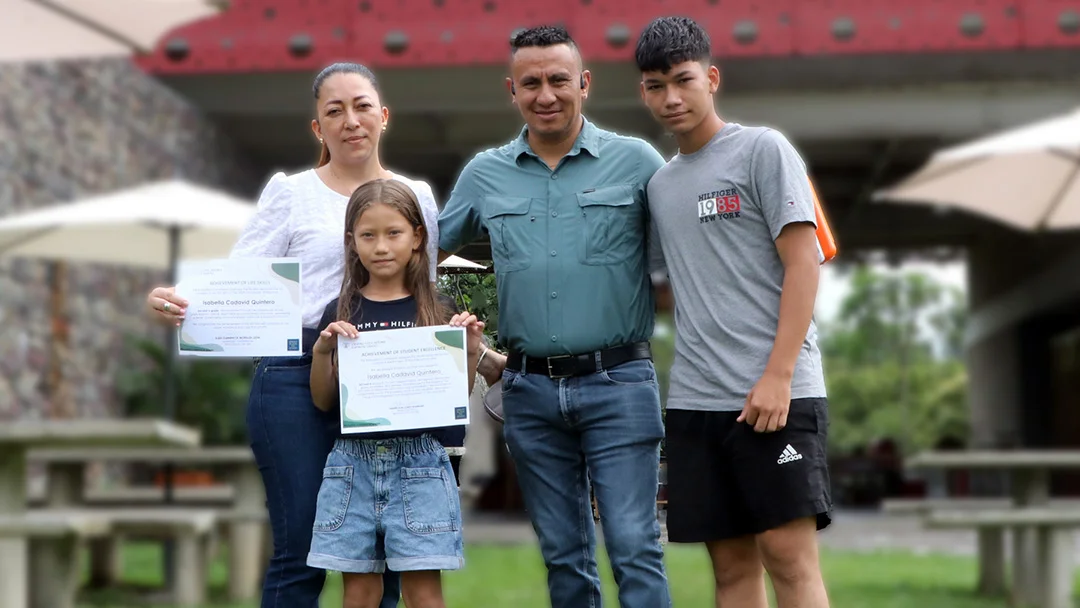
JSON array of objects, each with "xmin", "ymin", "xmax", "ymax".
[
  {"xmin": 820, "ymin": 266, "xmax": 970, "ymax": 455},
  {"xmin": 439, "ymin": 273, "xmax": 500, "ymax": 344},
  {"xmin": 115, "ymin": 336, "xmax": 252, "ymax": 446}
]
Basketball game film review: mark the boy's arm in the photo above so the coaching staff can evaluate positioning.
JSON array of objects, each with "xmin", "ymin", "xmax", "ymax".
[
  {"xmin": 764, "ymin": 224, "xmax": 820, "ymax": 382},
  {"xmin": 641, "ymin": 141, "xmax": 671, "ymax": 313},
  {"xmin": 738, "ymin": 129, "xmax": 820, "ymax": 433},
  {"xmin": 654, "ymin": 281, "xmax": 674, "ymax": 313}
]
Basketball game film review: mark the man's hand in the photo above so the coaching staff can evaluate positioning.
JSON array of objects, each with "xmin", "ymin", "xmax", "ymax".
[{"xmin": 737, "ymin": 370, "xmax": 792, "ymax": 433}]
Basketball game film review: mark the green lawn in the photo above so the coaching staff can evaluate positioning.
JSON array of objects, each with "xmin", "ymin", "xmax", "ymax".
[{"xmin": 80, "ymin": 542, "xmax": 1027, "ymax": 608}]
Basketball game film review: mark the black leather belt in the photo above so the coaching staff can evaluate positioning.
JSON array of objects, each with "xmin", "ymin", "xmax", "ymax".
[{"xmin": 506, "ymin": 342, "xmax": 652, "ymax": 379}]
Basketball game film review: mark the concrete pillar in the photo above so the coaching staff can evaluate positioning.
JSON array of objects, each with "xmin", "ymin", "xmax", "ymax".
[
  {"xmin": 1036, "ymin": 527, "xmax": 1075, "ymax": 608},
  {"xmin": 975, "ymin": 528, "xmax": 1006, "ymax": 596},
  {"xmin": 173, "ymin": 531, "xmax": 209, "ymax": 607},
  {"xmin": 226, "ymin": 464, "xmax": 267, "ymax": 602},
  {"xmin": 965, "ymin": 241, "xmax": 1031, "ymax": 452},
  {"xmin": 0, "ymin": 446, "xmax": 28, "ymax": 608},
  {"xmin": 29, "ymin": 534, "xmax": 78, "ymax": 608}
]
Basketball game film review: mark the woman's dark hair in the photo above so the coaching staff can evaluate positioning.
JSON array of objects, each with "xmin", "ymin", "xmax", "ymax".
[
  {"xmin": 337, "ymin": 179, "xmax": 447, "ymax": 327},
  {"xmin": 312, "ymin": 62, "xmax": 381, "ymax": 167}
]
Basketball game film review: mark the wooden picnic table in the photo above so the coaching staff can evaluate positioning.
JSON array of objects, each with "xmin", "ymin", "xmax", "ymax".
[
  {"xmin": 906, "ymin": 449, "xmax": 1080, "ymax": 607},
  {"xmin": 0, "ymin": 419, "xmax": 200, "ymax": 608}
]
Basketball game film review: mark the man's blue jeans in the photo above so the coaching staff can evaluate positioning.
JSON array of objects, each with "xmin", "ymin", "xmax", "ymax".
[
  {"xmin": 247, "ymin": 356, "xmax": 401, "ymax": 608},
  {"xmin": 502, "ymin": 358, "xmax": 671, "ymax": 607}
]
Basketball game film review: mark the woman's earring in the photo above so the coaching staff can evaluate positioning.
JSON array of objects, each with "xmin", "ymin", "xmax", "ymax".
[
  {"xmin": 383, "ymin": 124, "xmax": 388, "ymax": 131},
  {"xmin": 319, "ymin": 138, "xmax": 324, "ymax": 144}
]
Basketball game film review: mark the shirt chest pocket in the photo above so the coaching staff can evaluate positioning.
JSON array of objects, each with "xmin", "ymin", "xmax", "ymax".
[
  {"xmin": 483, "ymin": 196, "xmax": 537, "ymax": 273},
  {"xmin": 575, "ymin": 184, "xmax": 642, "ymax": 266}
]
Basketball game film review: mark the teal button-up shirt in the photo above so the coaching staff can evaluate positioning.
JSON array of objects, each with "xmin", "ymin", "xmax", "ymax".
[{"xmin": 439, "ymin": 117, "xmax": 667, "ymax": 357}]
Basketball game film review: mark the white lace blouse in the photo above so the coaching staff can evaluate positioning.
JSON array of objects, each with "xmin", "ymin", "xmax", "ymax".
[{"xmin": 229, "ymin": 169, "xmax": 441, "ymax": 328}]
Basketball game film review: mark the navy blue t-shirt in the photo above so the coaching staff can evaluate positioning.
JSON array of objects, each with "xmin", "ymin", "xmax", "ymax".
[{"xmin": 316, "ymin": 294, "xmax": 467, "ymax": 447}]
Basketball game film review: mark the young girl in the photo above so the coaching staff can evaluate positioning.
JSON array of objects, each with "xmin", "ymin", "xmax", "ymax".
[{"xmin": 307, "ymin": 178, "xmax": 483, "ymax": 608}]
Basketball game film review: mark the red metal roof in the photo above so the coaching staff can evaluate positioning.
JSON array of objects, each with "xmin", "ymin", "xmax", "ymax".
[{"xmin": 136, "ymin": 0, "xmax": 1080, "ymax": 74}]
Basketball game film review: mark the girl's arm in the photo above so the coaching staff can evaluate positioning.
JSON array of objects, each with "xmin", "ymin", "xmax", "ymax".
[
  {"xmin": 310, "ymin": 350, "xmax": 338, "ymax": 411},
  {"xmin": 448, "ymin": 312, "xmax": 485, "ymax": 394},
  {"xmin": 310, "ymin": 321, "xmax": 358, "ymax": 411},
  {"xmin": 467, "ymin": 336, "xmax": 480, "ymax": 396}
]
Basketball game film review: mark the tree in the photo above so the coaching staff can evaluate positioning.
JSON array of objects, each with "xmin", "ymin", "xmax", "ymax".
[
  {"xmin": 116, "ymin": 336, "xmax": 252, "ymax": 446},
  {"xmin": 439, "ymin": 273, "xmax": 499, "ymax": 344},
  {"xmin": 820, "ymin": 266, "xmax": 969, "ymax": 455}
]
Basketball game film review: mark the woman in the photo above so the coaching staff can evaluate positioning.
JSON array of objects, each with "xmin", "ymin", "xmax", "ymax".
[{"xmin": 145, "ymin": 62, "xmax": 439, "ymax": 608}]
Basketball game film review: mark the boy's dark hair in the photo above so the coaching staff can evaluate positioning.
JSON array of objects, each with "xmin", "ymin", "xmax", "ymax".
[
  {"xmin": 635, "ymin": 16, "xmax": 712, "ymax": 74},
  {"xmin": 510, "ymin": 25, "xmax": 578, "ymax": 54}
]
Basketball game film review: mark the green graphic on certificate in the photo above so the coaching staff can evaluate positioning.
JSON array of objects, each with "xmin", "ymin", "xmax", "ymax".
[
  {"xmin": 176, "ymin": 257, "xmax": 303, "ymax": 357},
  {"xmin": 337, "ymin": 325, "xmax": 470, "ymax": 434}
]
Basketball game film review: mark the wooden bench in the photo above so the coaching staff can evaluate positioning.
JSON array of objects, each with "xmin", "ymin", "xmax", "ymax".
[
  {"xmin": 926, "ymin": 508, "xmax": 1080, "ymax": 608},
  {"xmin": 0, "ymin": 512, "xmax": 112, "ymax": 608}
]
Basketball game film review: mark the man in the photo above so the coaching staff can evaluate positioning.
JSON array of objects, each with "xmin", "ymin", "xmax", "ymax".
[
  {"xmin": 635, "ymin": 16, "xmax": 832, "ymax": 608},
  {"xmin": 438, "ymin": 25, "xmax": 671, "ymax": 608}
]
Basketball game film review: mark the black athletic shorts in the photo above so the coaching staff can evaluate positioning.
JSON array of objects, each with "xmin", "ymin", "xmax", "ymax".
[{"xmin": 665, "ymin": 398, "xmax": 833, "ymax": 543}]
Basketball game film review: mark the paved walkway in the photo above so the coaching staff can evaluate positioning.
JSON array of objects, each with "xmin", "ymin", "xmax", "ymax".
[{"xmin": 463, "ymin": 508, "xmax": 1072, "ymax": 558}]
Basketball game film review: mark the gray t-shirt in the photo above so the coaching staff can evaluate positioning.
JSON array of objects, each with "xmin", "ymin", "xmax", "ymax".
[{"xmin": 647, "ymin": 122, "xmax": 827, "ymax": 412}]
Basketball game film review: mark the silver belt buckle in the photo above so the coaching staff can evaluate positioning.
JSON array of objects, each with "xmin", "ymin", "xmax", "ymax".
[{"xmin": 546, "ymin": 354, "xmax": 574, "ymax": 379}]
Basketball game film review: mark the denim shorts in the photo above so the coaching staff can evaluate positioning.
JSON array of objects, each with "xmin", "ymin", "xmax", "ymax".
[{"xmin": 306, "ymin": 434, "xmax": 464, "ymax": 574}]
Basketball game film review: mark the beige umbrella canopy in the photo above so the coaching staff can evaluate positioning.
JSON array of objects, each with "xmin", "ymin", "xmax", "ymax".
[
  {"xmin": 0, "ymin": 0, "xmax": 221, "ymax": 62},
  {"xmin": 439, "ymin": 254, "xmax": 488, "ymax": 271},
  {"xmin": 0, "ymin": 179, "xmax": 254, "ymax": 269},
  {"xmin": 874, "ymin": 106, "xmax": 1080, "ymax": 231},
  {"xmin": 0, "ymin": 179, "xmax": 255, "ymax": 420}
]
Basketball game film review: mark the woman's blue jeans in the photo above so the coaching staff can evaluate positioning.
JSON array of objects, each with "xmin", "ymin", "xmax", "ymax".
[{"xmin": 247, "ymin": 355, "xmax": 401, "ymax": 607}]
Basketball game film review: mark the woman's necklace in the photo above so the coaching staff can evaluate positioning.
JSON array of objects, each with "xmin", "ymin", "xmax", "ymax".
[{"xmin": 327, "ymin": 165, "xmax": 356, "ymax": 196}]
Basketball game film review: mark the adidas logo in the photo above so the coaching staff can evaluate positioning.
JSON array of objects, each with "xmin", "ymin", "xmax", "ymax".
[{"xmin": 777, "ymin": 444, "xmax": 803, "ymax": 465}]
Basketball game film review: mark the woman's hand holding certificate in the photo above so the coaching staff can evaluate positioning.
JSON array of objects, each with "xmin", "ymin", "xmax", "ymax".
[{"xmin": 175, "ymin": 257, "xmax": 303, "ymax": 357}]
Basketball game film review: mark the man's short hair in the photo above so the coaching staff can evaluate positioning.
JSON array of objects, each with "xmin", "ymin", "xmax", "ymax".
[
  {"xmin": 635, "ymin": 16, "xmax": 712, "ymax": 74},
  {"xmin": 510, "ymin": 25, "xmax": 578, "ymax": 54}
]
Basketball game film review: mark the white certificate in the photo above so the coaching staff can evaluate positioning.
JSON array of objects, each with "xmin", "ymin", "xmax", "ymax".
[
  {"xmin": 337, "ymin": 325, "xmax": 470, "ymax": 434},
  {"xmin": 175, "ymin": 257, "xmax": 303, "ymax": 357}
]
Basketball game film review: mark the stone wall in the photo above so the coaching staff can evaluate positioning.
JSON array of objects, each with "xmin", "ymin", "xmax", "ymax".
[{"xmin": 0, "ymin": 58, "xmax": 261, "ymax": 421}]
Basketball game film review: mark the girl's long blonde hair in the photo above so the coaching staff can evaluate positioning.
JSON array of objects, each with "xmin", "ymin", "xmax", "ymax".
[{"xmin": 336, "ymin": 179, "xmax": 447, "ymax": 326}]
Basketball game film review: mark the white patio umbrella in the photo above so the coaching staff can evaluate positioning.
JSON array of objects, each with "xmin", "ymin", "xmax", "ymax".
[
  {"xmin": 0, "ymin": 179, "xmax": 254, "ymax": 269},
  {"xmin": 1, "ymin": 0, "xmax": 221, "ymax": 63},
  {"xmin": 439, "ymin": 254, "xmax": 487, "ymax": 271},
  {"xmin": 0, "ymin": 179, "xmax": 251, "ymax": 581},
  {"xmin": 0, "ymin": 179, "xmax": 255, "ymax": 420},
  {"xmin": 873, "ymin": 106, "xmax": 1080, "ymax": 231}
]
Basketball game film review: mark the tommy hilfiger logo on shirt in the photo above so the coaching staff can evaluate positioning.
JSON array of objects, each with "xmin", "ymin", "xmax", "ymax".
[
  {"xmin": 697, "ymin": 189, "xmax": 742, "ymax": 224},
  {"xmin": 357, "ymin": 321, "xmax": 416, "ymax": 331},
  {"xmin": 777, "ymin": 444, "xmax": 803, "ymax": 465}
]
